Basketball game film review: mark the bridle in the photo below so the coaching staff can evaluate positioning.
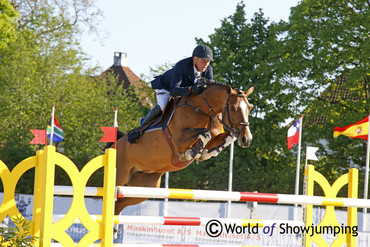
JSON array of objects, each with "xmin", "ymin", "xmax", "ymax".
[
  {"xmin": 223, "ymin": 94, "xmax": 250, "ymax": 136},
  {"xmin": 177, "ymin": 92, "xmax": 250, "ymax": 137}
]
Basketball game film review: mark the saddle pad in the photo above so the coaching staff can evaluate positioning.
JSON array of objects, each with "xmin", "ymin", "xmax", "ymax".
[
  {"xmin": 140, "ymin": 109, "xmax": 175, "ymax": 133},
  {"xmin": 140, "ymin": 117, "xmax": 161, "ymax": 132}
]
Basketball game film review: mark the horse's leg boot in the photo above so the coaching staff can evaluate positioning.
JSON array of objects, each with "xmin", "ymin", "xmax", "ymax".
[
  {"xmin": 198, "ymin": 135, "xmax": 236, "ymax": 161},
  {"xmin": 127, "ymin": 105, "xmax": 162, "ymax": 144},
  {"xmin": 180, "ymin": 129, "xmax": 211, "ymax": 161}
]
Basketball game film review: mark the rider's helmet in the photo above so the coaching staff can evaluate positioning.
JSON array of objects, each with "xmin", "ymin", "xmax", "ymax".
[{"xmin": 192, "ymin": 45, "xmax": 213, "ymax": 61}]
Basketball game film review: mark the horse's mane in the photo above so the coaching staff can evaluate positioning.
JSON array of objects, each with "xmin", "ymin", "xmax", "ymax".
[
  {"xmin": 198, "ymin": 77, "xmax": 228, "ymax": 87},
  {"xmin": 198, "ymin": 77, "xmax": 242, "ymax": 94}
]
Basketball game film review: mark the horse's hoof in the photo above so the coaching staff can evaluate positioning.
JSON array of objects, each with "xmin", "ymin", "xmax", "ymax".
[
  {"xmin": 113, "ymin": 227, "xmax": 118, "ymax": 239},
  {"xmin": 180, "ymin": 150, "xmax": 192, "ymax": 161}
]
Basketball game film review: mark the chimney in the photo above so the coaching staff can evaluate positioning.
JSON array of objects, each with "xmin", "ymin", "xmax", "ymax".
[{"xmin": 114, "ymin": 52, "xmax": 127, "ymax": 67}]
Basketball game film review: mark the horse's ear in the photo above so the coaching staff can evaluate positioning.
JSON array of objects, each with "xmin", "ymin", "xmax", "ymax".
[{"xmin": 244, "ymin": 86, "xmax": 255, "ymax": 96}]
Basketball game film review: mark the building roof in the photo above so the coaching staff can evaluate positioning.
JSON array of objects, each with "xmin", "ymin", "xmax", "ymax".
[
  {"xmin": 297, "ymin": 76, "xmax": 369, "ymax": 127},
  {"xmin": 100, "ymin": 52, "xmax": 154, "ymax": 108}
]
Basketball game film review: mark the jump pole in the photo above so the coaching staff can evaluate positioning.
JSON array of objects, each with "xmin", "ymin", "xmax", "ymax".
[
  {"xmin": 52, "ymin": 214, "xmax": 303, "ymax": 227},
  {"xmin": 116, "ymin": 186, "xmax": 370, "ymax": 208}
]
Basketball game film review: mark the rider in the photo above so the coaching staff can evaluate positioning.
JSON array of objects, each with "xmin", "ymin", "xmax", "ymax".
[{"xmin": 127, "ymin": 44, "xmax": 214, "ymax": 144}]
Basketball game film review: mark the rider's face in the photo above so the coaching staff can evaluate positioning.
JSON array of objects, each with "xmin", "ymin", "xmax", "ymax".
[{"xmin": 193, "ymin": 57, "xmax": 211, "ymax": 72}]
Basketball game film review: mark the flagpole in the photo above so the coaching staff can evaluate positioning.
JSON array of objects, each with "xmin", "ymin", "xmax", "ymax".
[
  {"xmin": 49, "ymin": 105, "xmax": 55, "ymax": 146},
  {"xmin": 227, "ymin": 141, "xmax": 234, "ymax": 218},
  {"xmin": 294, "ymin": 116, "xmax": 303, "ymax": 218},
  {"xmin": 363, "ymin": 114, "xmax": 370, "ymax": 231},
  {"xmin": 294, "ymin": 116, "xmax": 303, "ymax": 196},
  {"xmin": 114, "ymin": 108, "xmax": 118, "ymax": 128}
]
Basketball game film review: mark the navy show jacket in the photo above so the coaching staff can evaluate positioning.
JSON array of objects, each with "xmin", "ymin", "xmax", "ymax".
[{"xmin": 151, "ymin": 57, "xmax": 213, "ymax": 96}]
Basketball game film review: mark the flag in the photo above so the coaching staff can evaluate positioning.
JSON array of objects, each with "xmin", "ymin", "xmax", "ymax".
[
  {"xmin": 47, "ymin": 116, "xmax": 64, "ymax": 142},
  {"xmin": 99, "ymin": 127, "xmax": 117, "ymax": 143},
  {"xmin": 287, "ymin": 119, "xmax": 300, "ymax": 149},
  {"xmin": 30, "ymin": 129, "xmax": 47, "ymax": 144},
  {"xmin": 306, "ymin": 146, "xmax": 319, "ymax": 161},
  {"xmin": 333, "ymin": 117, "xmax": 369, "ymax": 140}
]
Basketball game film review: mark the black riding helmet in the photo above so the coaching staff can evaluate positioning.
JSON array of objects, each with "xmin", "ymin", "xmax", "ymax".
[{"xmin": 192, "ymin": 45, "xmax": 213, "ymax": 61}]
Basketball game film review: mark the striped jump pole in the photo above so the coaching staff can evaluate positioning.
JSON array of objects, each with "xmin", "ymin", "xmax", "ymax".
[
  {"xmin": 91, "ymin": 245, "xmax": 266, "ymax": 247},
  {"xmin": 52, "ymin": 214, "xmax": 303, "ymax": 227},
  {"xmin": 52, "ymin": 244, "xmax": 266, "ymax": 247},
  {"xmin": 54, "ymin": 185, "xmax": 104, "ymax": 197},
  {"xmin": 116, "ymin": 186, "xmax": 370, "ymax": 208}
]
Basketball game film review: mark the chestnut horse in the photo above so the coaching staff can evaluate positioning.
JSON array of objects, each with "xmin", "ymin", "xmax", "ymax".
[{"xmin": 114, "ymin": 80, "xmax": 254, "ymax": 221}]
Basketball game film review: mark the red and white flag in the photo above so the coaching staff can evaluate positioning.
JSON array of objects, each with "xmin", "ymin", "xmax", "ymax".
[
  {"xmin": 287, "ymin": 119, "xmax": 300, "ymax": 149},
  {"xmin": 30, "ymin": 129, "xmax": 47, "ymax": 145}
]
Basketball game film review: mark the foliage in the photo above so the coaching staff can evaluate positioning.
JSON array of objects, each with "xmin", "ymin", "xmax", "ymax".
[
  {"xmin": 282, "ymin": 0, "xmax": 369, "ymax": 196},
  {"xmin": 0, "ymin": 216, "xmax": 38, "ymax": 247},
  {"xmin": 168, "ymin": 3, "xmax": 298, "ymax": 194},
  {"xmin": 10, "ymin": 0, "xmax": 103, "ymax": 37},
  {"xmin": 169, "ymin": 0, "xmax": 368, "ymax": 196},
  {"xmin": 0, "ymin": 0, "xmax": 368, "ymax": 197},
  {"xmin": 141, "ymin": 62, "xmax": 175, "ymax": 83},
  {"xmin": 0, "ymin": 1, "xmax": 146, "ymax": 192},
  {"xmin": 0, "ymin": 0, "xmax": 19, "ymax": 49}
]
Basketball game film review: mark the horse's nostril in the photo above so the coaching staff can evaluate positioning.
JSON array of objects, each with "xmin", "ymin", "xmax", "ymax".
[{"xmin": 242, "ymin": 136, "xmax": 247, "ymax": 144}]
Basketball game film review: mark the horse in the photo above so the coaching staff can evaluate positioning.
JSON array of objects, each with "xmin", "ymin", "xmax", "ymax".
[{"xmin": 113, "ymin": 80, "xmax": 254, "ymax": 233}]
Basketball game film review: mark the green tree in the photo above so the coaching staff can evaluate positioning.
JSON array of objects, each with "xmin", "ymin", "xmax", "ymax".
[
  {"xmin": 0, "ymin": 0, "xmax": 19, "ymax": 49},
  {"xmin": 0, "ymin": 1, "xmax": 146, "ymax": 192},
  {"xmin": 169, "ymin": 0, "xmax": 369, "ymax": 194},
  {"xmin": 282, "ymin": 0, "xmax": 369, "ymax": 195},
  {"xmin": 169, "ymin": 3, "xmax": 298, "ymax": 193}
]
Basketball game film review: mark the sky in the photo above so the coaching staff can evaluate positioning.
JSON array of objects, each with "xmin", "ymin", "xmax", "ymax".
[{"xmin": 81, "ymin": 0, "xmax": 301, "ymax": 78}]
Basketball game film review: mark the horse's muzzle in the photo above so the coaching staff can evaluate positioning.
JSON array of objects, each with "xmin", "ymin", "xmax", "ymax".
[
  {"xmin": 238, "ymin": 135, "xmax": 252, "ymax": 148},
  {"xmin": 237, "ymin": 126, "xmax": 252, "ymax": 148}
]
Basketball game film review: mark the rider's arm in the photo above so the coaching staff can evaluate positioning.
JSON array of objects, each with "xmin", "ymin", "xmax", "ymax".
[{"xmin": 169, "ymin": 63, "xmax": 191, "ymax": 96}]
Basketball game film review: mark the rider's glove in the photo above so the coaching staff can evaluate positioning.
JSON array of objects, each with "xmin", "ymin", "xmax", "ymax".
[{"xmin": 190, "ymin": 84, "xmax": 206, "ymax": 95}]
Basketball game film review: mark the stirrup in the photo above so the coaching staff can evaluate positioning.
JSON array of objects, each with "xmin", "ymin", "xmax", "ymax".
[{"xmin": 127, "ymin": 129, "xmax": 143, "ymax": 144}]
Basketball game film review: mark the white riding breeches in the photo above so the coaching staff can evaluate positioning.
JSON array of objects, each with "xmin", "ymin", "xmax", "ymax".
[{"xmin": 155, "ymin": 89, "xmax": 170, "ymax": 111}]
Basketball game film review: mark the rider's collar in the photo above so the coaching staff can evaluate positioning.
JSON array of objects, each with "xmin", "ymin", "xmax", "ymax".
[{"xmin": 193, "ymin": 67, "xmax": 201, "ymax": 81}]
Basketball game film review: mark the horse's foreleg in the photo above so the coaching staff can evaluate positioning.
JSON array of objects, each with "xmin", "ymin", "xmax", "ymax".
[
  {"xmin": 179, "ymin": 128, "xmax": 211, "ymax": 161},
  {"xmin": 197, "ymin": 134, "xmax": 236, "ymax": 161},
  {"xmin": 114, "ymin": 172, "xmax": 163, "ymax": 238}
]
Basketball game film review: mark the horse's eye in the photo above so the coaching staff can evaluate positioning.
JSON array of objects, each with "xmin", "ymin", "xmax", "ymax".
[{"xmin": 230, "ymin": 107, "xmax": 237, "ymax": 112}]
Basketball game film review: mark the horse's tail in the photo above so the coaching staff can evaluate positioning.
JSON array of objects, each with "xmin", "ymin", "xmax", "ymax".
[{"xmin": 117, "ymin": 129, "xmax": 126, "ymax": 140}]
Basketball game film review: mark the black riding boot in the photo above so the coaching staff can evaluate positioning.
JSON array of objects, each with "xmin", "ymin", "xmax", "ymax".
[{"xmin": 127, "ymin": 105, "xmax": 162, "ymax": 144}]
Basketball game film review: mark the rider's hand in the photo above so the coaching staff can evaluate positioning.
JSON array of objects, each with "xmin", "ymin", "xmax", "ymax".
[{"xmin": 190, "ymin": 84, "xmax": 206, "ymax": 95}]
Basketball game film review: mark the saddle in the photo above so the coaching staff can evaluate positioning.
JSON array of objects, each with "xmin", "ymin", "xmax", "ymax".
[{"xmin": 141, "ymin": 96, "xmax": 179, "ymax": 132}]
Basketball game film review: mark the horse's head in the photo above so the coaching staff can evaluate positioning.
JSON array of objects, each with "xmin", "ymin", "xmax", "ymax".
[
  {"xmin": 223, "ymin": 87, "xmax": 254, "ymax": 148},
  {"xmin": 186, "ymin": 78, "xmax": 254, "ymax": 148}
]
